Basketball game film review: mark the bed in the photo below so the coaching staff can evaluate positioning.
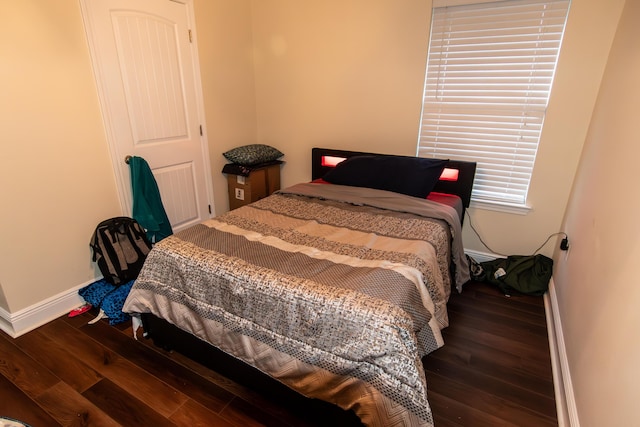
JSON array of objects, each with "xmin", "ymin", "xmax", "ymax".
[{"xmin": 123, "ymin": 148, "xmax": 476, "ymax": 427}]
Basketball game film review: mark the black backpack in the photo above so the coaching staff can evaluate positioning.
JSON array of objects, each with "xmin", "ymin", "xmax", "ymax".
[{"xmin": 90, "ymin": 217, "xmax": 153, "ymax": 286}]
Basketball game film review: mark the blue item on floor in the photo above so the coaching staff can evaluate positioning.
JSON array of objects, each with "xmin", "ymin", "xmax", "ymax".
[{"xmin": 79, "ymin": 279, "xmax": 135, "ymax": 325}]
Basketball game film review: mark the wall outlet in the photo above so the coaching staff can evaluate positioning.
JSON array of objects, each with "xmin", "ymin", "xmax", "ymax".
[
  {"xmin": 235, "ymin": 188, "xmax": 245, "ymax": 200},
  {"xmin": 236, "ymin": 176, "xmax": 246, "ymax": 185}
]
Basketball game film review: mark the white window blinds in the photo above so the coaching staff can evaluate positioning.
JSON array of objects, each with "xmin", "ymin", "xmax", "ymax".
[{"xmin": 418, "ymin": 0, "xmax": 570, "ymax": 207}]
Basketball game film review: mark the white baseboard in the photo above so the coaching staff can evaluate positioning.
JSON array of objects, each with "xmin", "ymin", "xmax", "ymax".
[
  {"xmin": 545, "ymin": 277, "xmax": 580, "ymax": 427},
  {"xmin": 464, "ymin": 248, "xmax": 500, "ymax": 263},
  {"xmin": 0, "ymin": 281, "xmax": 91, "ymax": 338}
]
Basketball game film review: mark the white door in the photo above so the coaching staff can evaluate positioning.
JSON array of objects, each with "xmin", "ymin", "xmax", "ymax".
[{"xmin": 81, "ymin": 0, "xmax": 213, "ymax": 231}]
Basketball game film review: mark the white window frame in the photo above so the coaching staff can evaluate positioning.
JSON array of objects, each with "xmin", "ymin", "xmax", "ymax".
[{"xmin": 417, "ymin": 0, "xmax": 571, "ymax": 212}]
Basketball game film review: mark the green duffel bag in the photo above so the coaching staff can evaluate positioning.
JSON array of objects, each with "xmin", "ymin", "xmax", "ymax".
[{"xmin": 480, "ymin": 254, "xmax": 553, "ymax": 296}]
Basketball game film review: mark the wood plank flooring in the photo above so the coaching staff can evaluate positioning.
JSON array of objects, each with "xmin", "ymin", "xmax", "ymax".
[{"xmin": 0, "ymin": 281, "xmax": 557, "ymax": 426}]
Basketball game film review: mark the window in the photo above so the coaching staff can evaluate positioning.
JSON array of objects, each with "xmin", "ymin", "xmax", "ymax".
[{"xmin": 417, "ymin": 0, "xmax": 570, "ymax": 210}]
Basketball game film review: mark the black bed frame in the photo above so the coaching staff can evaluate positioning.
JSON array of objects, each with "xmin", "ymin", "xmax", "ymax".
[
  {"xmin": 311, "ymin": 147, "xmax": 477, "ymax": 220},
  {"xmin": 141, "ymin": 148, "xmax": 477, "ymax": 425}
]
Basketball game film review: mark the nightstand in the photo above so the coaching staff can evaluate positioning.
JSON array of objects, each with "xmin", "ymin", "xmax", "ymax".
[{"xmin": 223, "ymin": 162, "xmax": 282, "ymax": 210}]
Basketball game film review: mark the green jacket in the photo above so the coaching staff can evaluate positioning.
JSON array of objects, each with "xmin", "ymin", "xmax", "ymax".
[{"xmin": 129, "ymin": 156, "xmax": 173, "ymax": 243}]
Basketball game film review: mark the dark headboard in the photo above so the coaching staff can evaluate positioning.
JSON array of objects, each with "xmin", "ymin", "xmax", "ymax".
[{"xmin": 311, "ymin": 147, "xmax": 477, "ymax": 209}]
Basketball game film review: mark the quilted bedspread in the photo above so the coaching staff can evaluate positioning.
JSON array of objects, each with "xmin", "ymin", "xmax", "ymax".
[{"xmin": 123, "ymin": 183, "xmax": 470, "ymax": 427}]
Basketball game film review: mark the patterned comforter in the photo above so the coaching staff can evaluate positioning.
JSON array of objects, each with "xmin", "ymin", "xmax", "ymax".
[{"xmin": 123, "ymin": 182, "xmax": 470, "ymax": 427}]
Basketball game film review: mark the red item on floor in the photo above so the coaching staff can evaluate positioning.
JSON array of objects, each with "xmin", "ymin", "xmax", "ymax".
[{"xmin": 68, "ymin": 303, "xmax": 92, "ymax": 317}]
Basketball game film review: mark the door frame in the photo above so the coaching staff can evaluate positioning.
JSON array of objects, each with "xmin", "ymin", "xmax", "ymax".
[{"xmin": 79, "ymin": 0, "xmax": 215, "ymax": 218}]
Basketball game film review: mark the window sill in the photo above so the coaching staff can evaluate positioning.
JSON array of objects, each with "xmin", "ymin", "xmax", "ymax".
[{"xmin": 469, "ymin": 200, "xmax": 532, "ymax": 215}]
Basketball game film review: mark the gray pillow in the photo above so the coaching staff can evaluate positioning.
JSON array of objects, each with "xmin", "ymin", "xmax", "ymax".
[{"xmin": 223, "ymin": 144, "xmax": 284, "ymax": 166}]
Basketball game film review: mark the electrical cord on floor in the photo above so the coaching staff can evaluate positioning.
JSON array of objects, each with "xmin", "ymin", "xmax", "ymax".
[{"xmin": 464, "ymin": 210, "xmax": 568, "ymax": 257}]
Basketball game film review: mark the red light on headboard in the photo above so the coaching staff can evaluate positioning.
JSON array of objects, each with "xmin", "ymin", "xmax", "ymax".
[
  {"xmin": 321, "ymin": 155, "xmax": 347, "ymax": 167},
  {"xmin": 440, "ymin": 168, "xmax": 459, "ymax": 181}
]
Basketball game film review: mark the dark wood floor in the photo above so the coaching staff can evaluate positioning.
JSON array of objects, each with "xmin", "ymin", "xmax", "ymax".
[{"xmin": 0, "ymin": 281, "xmax": 556, "ymax": 426}]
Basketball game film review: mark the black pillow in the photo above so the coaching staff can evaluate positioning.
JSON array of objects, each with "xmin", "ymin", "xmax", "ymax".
[{"xmin": 322, "ymin": 155, "xmax": 448, "ymax": 198}]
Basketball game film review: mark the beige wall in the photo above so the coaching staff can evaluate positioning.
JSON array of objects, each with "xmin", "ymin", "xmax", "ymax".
[
  {"xmin": 0, "ymin": 0, "xmax": 121, "ymax": 312},
  {"xmin": 0, "ymin": 282, "xmax": 9, "ymax": 311},
  {"xmin": 250, "ymin": 0, "xmax": 431, "ymax": 183},
  {"xmin": 553, "ymin": 0, "xmax": 639, "ymax": 424},
  {"xmin": 194, "ymin": 0, "xmax": 257, "ymax": 214},
  {"xmin": 0, "ymin": 0, "xmax": 256, "ymax": 313}
]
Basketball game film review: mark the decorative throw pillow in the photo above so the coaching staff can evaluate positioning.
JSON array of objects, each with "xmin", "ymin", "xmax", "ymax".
[
  {"xmin": 223, "ymin": 144, "xmax": 284, "ymax": 166},
  {"xmin": 322, "ymin": 155, "xmax": 448, "ymax": 198}
]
